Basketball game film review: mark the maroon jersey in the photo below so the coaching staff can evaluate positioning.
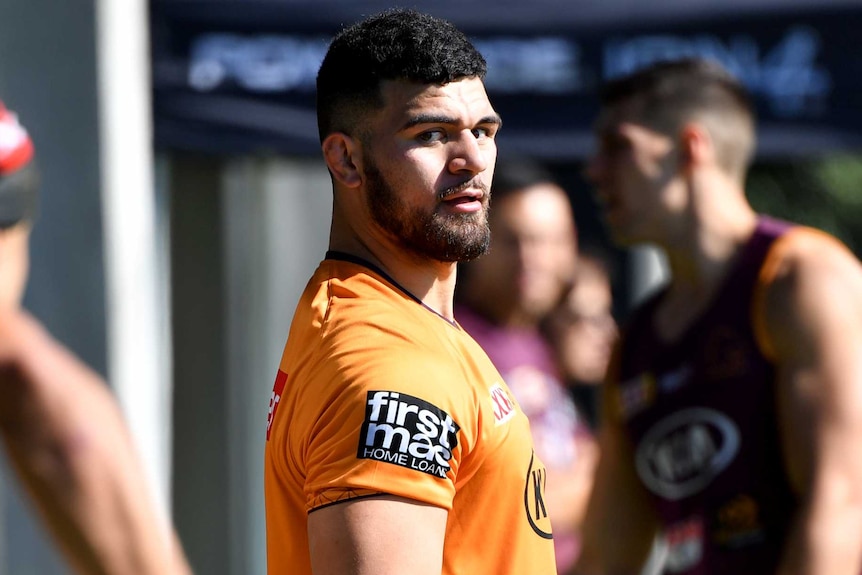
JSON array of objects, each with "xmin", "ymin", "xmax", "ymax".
[{"xmin": 615, "ymin": 217, "xmax": 797, "ymax": 574}]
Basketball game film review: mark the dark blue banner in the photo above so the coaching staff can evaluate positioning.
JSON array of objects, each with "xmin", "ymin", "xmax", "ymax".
[{"xmin": 151, "ymin": 1, "xmax": 862, "ymax": 159}]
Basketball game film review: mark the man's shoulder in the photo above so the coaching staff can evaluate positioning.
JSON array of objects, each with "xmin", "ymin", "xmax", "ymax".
[
  {"xmin": 759, "ymin": 225, "xmax": 860, "ymax": 290},
  {"xmin": 0, "ymin": 309, "xmax": 84, "ymax": 375},
  {"xmin": 292, "ymin": 263, "xmax": 455, "ymax": 359},
  {"xmin": 752, "ymin": 223, "xmax": 862, "ymax": 359},
  {"xmin": 306, "ymin": 258, "xmax": 417, "ymax": 309},
  {"xmin": 295, "ymin": 259, "xmax": 416, "ymax": 326}
]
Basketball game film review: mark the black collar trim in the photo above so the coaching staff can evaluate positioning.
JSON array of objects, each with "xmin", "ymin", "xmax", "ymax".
[{"xmin": 325, "ymin": 250, "xmax": 459, "ymax": 328}]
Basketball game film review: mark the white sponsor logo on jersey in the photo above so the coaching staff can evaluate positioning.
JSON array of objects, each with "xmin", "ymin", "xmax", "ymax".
[
  {"xmin": 635, "ymin": 408, "xmax": 740, "ymax": 500},
  {"xmin": 358, "ymin": 391, "xmax": 460, "ymax": 478}
]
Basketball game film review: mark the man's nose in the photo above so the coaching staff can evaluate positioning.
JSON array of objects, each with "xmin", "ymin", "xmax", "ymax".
[{"xmin": 449, "ymin": 131, "xmax": 490, "ymax": 174}]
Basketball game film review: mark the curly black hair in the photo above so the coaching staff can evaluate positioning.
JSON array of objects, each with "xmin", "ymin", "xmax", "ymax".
[{"xmin": 316, "ymin": 9, "xmax": 487, "ymax": 142}]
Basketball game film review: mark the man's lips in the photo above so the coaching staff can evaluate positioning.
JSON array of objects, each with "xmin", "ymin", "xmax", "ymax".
[
  {"xmin": 440, "ymin": 178, "xmax": 488, "ymax": 201},
  {"xmin": 442, "ymin": 189, "xmax": 484, "ymax": 204}
]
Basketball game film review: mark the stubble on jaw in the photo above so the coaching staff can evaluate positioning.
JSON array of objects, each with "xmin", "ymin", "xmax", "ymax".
[{"xmin": 364, "ymin": 158, "xmax": 491, "ymax": 263}]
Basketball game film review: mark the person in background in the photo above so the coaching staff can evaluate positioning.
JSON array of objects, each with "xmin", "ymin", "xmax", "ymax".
[
  {"xmin": 263, "ymin": 10, "xmax": 557, "ymax": 575},
  {"xmin": 543, "ymin": 246, "xmax": 619, "ymax": 430},
  {"xmin": 575, "ymin": 57, "xmax": 862, "ymax": 575},
  {"xmin": 0, "ymin": 101, "xmax": 191, "ymax": 574},
  {"xmin": 456, "ymin": 158, "xmax": 598, "ymax": 574}
]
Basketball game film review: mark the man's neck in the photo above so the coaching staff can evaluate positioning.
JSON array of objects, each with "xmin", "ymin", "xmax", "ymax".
[
  {"xmin": 328, "ymin": 195, "xmax": 467, "ymax": 319},
  {"xmin": 665, "ymin": 198, "xmax": 757, "ymax": 288},
  {"xmin": 654, "ymin": 201, "xmax": 758, "ymax": 343}
]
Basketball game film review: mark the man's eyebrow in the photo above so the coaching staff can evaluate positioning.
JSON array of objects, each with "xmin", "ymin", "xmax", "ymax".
[
  {"xmin": 482, "ymin": 114, "xmax": 504, "ymax": 129},
  {"xmin": 400, "ymin": 113, "xmax": 503, "ymax": 131}
]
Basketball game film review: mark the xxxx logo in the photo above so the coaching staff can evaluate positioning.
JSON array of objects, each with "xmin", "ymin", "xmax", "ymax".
[{"xmin": 490, "ymin": 383, "xmax": 516, "ymax": 425}]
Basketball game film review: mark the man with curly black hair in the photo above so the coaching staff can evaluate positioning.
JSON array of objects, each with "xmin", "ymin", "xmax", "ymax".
[{"xmin": 264, "ymin": 9, "xmax": 557, "ymax": 575}]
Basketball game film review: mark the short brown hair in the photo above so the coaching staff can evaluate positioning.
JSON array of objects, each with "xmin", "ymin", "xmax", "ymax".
[{"xmin": 601, "ymin": 58, "xmax": 756, "ymax": 179}]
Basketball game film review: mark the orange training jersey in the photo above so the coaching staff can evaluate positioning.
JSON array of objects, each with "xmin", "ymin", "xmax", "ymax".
[{"xmin": 264, "ymin": 253, "xmax": 556, "ymax": 575}]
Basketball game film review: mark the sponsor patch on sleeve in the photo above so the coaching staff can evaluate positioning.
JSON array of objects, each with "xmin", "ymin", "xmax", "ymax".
[
  {"xmin": 266, "ymin": 369, "xmax": 288, "ymax": 441},
  {"xmin": 357, "ymin": 391, "xmax": 460, "ymax": 479}
]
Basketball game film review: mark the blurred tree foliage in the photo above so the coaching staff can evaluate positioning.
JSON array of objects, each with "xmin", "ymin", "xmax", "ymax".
[{"xmin": 747, "ymin": 155, "xmax": 862, "ymax": 255}]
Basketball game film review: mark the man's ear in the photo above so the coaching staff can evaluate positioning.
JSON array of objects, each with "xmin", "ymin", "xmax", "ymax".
[
  {"xmin": 679, "ymin": 122, "xmax": 713, "ymax": 171},
  {"xmin": 322, "ymin": 133, "xmax": 362, "ymax": 188}
]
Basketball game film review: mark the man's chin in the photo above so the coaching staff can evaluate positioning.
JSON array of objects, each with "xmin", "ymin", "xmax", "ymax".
[
  {"xmin": 404, "ymin": 233, "xmax": 489, "ymax": 263},
  {"xmin": 448, "ymin": 242, "xmax": 490, "ymax": 263}
]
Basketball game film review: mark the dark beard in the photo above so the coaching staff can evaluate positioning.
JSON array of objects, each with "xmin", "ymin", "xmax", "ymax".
[{"xmin": 364, "ymin": 159, "xmax": 490, "ymax": 262}]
